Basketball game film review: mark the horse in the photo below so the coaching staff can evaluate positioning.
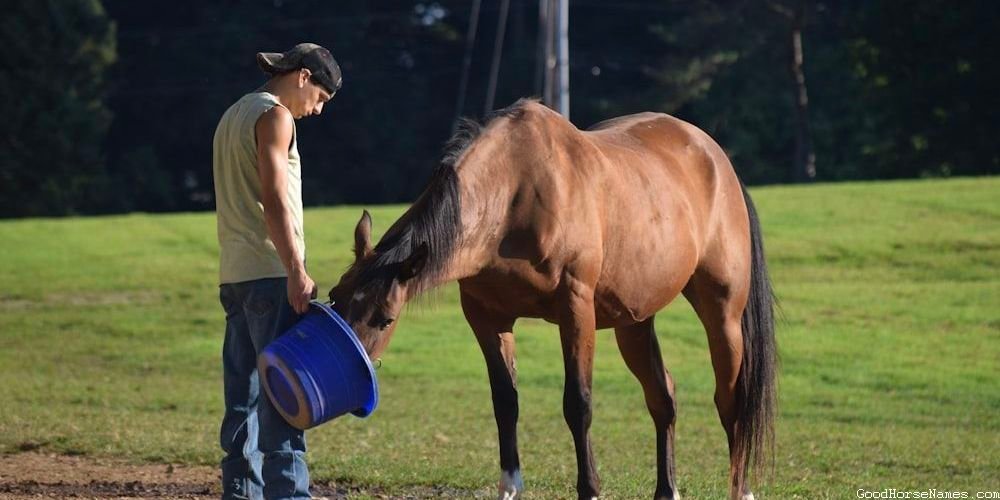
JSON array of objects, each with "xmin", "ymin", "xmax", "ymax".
[{"xmin": 327, "ymin": 99, "xmax": 777, "ymax": 500}]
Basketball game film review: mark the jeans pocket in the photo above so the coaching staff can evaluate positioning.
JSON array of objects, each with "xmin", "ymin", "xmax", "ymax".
[{"xmin": 245, "ymin": 280, "xmax": 281, "ymax": 317}]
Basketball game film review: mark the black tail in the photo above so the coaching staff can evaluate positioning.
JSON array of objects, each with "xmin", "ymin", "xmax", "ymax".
[{"xmin": 733, "ymin": 183, "xmax": 778, "ymax": 496}]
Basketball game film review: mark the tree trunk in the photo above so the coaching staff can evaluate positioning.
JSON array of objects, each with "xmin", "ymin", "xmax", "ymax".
[{"xmin": 789, "ymin": 3, "xmax": 816, "ymax": 182}]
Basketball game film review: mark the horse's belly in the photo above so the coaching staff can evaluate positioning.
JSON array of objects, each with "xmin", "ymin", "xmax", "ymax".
[
  {"xmin": 594, "ymin": 225, "xmax": 699, "ymax": 328},
  {"xmin": 458, "ymin": 265, "xmax": 561, "ymax": 319},
  {"xmin": 593, "ymin": 273, "xmax": 690, "ymax": 328}
]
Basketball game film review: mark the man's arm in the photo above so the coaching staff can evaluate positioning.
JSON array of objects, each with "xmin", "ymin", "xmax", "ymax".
[{"xmin": 255, "ymin": 105, "xmax": 316, "ymax": 314}]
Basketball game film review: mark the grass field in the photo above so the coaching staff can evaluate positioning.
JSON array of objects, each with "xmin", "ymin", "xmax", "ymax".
[{"xmin": 0, "ymin": 177, "xmax": 997, "ymax": 499}]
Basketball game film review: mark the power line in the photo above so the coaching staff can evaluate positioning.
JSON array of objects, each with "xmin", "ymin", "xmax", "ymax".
[
  {"xmin": 484, "ymin": 0, "xmax": 512, "ymax": 116},
  {"xmin": 452, "ymin": 0, "xmax": 481, "ymax": 131}
]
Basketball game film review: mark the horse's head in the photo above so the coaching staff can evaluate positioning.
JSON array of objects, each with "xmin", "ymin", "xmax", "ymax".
[{"xmin": 328, "ymin": 210, "xmax": 429, "ymax": 360}]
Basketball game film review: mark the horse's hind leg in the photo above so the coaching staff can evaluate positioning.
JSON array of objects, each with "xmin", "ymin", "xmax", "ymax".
[
  {"xmin": 614, "ymin": 317, "xmax": 679, "ymax": 500},
  {"xmin": 461, "ymin": 291, "xmax": 523, "ymax": 499},
  {"xmin": 683, "ymin": 271, "xmax": 753, "ymax": 500}
]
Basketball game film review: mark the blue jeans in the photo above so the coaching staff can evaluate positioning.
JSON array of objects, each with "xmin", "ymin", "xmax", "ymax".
[{"xmin": 219, "ymin": 278, "xmax": 310, "ymax": 500}]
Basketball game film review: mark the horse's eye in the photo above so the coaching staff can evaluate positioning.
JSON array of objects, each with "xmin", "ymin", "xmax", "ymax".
[{"xmin": 379, "ymin": 318, "xmax": 394, "ymax": 330}]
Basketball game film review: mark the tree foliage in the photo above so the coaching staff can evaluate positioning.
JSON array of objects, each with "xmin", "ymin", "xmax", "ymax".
[
  {"xmin": 1, "ymin": 0, "xmax": 997, "ymax": 218},
  {"xmin": 0, "ymin": 0, "xmax": 116, "ymax": 216}
]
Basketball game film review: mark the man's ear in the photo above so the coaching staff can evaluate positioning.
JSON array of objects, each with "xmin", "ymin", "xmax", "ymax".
[
  {"xmin": 398, "ymin": 242, "xmax": 429, "ymax": 282},
  {"xmin": 354, "ymin": 210, "xmax": 373, "ymax": 260},
  {"xmin": 299, "ymin": 67, "xmax": 312, "ymax": 87}
]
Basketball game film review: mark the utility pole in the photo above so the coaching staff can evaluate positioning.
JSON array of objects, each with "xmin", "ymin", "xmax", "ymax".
[
  {"xmin": 535, "ymin": 0, "xmax": 548, "ymax": 98},
  {"xmin": 555, "ymin": 0, "xmax": 569, "ymax": 118},
  {"xmin": 539, "ymin": 0, "xmax": 569, "ymax": 119}
]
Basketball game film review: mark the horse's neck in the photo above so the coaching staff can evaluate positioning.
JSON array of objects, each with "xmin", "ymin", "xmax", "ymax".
[{"xmin": 425, "ymin": 160, "xmax": 512, "ymax": 288}]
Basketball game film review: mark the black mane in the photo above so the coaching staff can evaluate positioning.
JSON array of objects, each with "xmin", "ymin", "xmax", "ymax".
[
  {"xmin": 353, "ymin": 99, "xmax": 534, "ymax": 298},
  {"xmin": 357, "ymin": 161, "xmax": 461, "ymax": 295}
]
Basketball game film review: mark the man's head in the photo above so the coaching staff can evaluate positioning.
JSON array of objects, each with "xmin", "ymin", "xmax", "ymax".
[{"xmin": 257, "ymin": 43, "xmax": 342, "ymax": 119}]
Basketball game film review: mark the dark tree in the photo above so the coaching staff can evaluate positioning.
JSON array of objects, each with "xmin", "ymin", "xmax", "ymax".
[
  {"xmin": 3, "ymin": 0, "xmax": 997, "ymax": 218},
  {"xmin": 0, "ymin": 0, "xmax": 116, "ymax": 216},
  {"xmin": 769, "ymin": 0, "xmax": 817, "ymax": 182}
]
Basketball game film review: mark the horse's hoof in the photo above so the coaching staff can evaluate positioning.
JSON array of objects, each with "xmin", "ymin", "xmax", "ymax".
[
  {"xmin": 497, "ymin": 486, "xmax": 521, "ymax": 500},
  {"xmin": 497, "ymin": 486, "xmax": 520, "ymax": 500},
  {"xmin": 741, "ymin": 493, "xmax": 755, "ymax": 500},
  {"xmin": 498, "ymin": 469, "xmax": 523, "ymax": 500}
]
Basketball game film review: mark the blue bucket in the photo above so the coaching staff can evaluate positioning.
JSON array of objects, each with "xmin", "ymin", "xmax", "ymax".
[{"xmin": 258, "ymin": 301, "xmax": 378, "ymax": 430}]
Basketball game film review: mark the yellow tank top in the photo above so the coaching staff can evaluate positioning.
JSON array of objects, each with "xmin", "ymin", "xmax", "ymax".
[{"xmin": 213, "ymin": 91, "xmax": 304, "ymax": 285}]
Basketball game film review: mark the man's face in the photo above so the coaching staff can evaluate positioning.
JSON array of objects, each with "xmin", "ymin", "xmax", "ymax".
[{"xmin": 293, "ymin": 69, "xmax": 333, "ymax": 119}]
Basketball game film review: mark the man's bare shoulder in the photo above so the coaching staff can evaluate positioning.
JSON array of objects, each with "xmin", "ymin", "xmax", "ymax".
[
  {"xmin": 257, "ymin": 104, "xmax": 293, "ymax": 130},
  {"xmin": 256, "ymin": 104, "xmax": 293, "ymax": 148}
]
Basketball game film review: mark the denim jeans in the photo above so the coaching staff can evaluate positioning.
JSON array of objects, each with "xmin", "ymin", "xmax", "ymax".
[{"xmin": 219, "ymin": 277, "xmax": 310, "ymax": 500}]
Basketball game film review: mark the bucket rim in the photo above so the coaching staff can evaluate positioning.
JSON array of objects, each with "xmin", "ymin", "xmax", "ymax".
[{"xmin": 308, "ymin": 300, "xmax": 379, "ymax": 417}]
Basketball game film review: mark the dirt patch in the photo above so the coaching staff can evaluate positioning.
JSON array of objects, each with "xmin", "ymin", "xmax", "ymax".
[
  {"xmin": 0, "ymin": 290, "xmax": 164, "ymax": 310},
  {"xmin": 0, "ymin": 452, "xmax": 479, "ymax": 499},
  {"xmin": 0, "ymin": 452, "xmax": 219, "ymax": 499},
  {"xmin": 0, "ymin": 297, "xmax": 35, "ymax": 311}
]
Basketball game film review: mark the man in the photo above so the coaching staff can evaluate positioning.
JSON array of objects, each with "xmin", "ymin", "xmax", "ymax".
[{"xmin": 212, "ymin": 43, "xmax": 341, "ymax": 500}]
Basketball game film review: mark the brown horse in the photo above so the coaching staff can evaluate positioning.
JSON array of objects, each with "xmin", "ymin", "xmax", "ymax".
[{"xmin": 327, "ymin": 99, "xmax": 776, "ymax": 500}]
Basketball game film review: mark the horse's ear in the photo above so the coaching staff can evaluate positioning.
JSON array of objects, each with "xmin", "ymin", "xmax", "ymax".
[
  {"xmin": 354, "ymin": 210, "xmax": 373, "ymax": 260},
  {"xmin": 398, "ymin": 242, "xmax": 429, "ymax": 282}
]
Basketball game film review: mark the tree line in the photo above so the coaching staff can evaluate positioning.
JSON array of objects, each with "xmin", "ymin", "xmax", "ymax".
[{"xmin": 1, "ymin": 0, "xmax": 996, "ymax": 218}]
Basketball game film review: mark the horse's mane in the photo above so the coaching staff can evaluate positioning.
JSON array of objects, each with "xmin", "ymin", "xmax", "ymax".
[
  {"xmin": 443, "ymin": 98, "xmax": 533, "ymax": 166},
  {"xmin": 353, "ymin": 99, "xmax": 535, "ymax": 298}
]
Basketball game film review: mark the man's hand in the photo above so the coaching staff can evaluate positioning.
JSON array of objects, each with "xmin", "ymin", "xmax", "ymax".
[{"xmin": 288, "ymin": 268, "xmax": 318, "ymax": 315}]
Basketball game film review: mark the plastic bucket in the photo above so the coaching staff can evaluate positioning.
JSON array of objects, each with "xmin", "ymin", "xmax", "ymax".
[{"xmin": 258, "ymin": 301, "xmax": 378, "ymax": 430}]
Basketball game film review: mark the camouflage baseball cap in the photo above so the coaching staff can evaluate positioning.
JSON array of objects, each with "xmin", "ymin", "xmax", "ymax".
[{"xmin": 256, "ymin": 43, "xmax": 342, "ymax": 95}]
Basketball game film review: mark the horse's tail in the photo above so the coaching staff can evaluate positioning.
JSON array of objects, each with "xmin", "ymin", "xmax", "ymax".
[{"xmin": 733, "ymin": 183, "xmax": 778, "ymax": 497}]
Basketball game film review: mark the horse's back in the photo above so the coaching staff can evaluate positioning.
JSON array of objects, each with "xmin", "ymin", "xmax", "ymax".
[
  {"xmin": 463, "ymin": 101, "xmax": 750, "ymax": 326},
  {"xmin": 586, "ymin": 111, "xmax": 730, "ymax": 180},
  {"xmin": 586, "ymin": 110, "xmax": 746, "ymax": 236},
  {"xmin": 579, "ymin": 111, "xmax": 750, "ymax": 324}
]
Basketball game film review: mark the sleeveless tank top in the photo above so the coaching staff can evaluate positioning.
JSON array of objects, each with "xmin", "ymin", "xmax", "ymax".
[{"xmin": 213, "ymin": 92, "xmax": 304, "ymax": 284}]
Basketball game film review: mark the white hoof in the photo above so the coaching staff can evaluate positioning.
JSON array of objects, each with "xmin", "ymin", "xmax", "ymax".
[
  {"xmin": 498, "ymin": 469, "xmax": 524, "ymax": 500},
  {"xmin": 742, "ymin": 493, "xmax": 755, "ymax": 500}
]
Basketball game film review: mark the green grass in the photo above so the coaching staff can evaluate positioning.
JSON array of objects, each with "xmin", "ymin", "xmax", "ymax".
[{"xmin": 1, "ymin": 177, "xmax": 998, "ymax": 498}]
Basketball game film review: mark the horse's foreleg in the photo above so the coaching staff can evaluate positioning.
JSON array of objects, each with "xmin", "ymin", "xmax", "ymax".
[
  {"xmin": 615, "ymin": 318, "xmax": 680, "ymax": 500},
  {"xmin": 558, "ymin": 274, "xmax": 600, "ymax": 499},
  {"xmin": 460, "ymin": 291, "xmax": 522, "ymax": 500}
]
